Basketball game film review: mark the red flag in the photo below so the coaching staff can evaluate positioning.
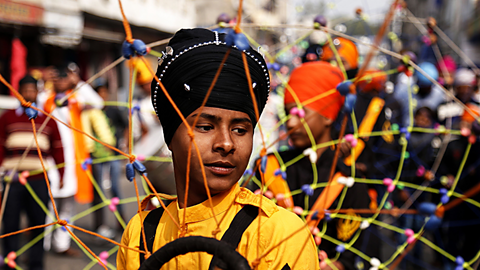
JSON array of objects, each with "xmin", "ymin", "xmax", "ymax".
[{"xmin": 10, "ymin": 38, "xmax": 27, "ymax": 93}]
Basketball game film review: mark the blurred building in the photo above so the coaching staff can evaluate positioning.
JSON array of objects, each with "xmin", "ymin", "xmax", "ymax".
[{"xmin": 0, "ymin": 0, "xmax": 195, "ymax": 99}]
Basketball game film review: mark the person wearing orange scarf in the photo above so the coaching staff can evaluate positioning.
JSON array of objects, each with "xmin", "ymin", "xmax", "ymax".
[
  {"xmin": 272, "ymin": 61, "xmax": 370, "ymax": 270},
  {"xmin": 322, "ymin": 37, "xmax": 359, "ymax": 79},
  {"xmin": 43, "ymin": 66, "xmax": 92, "ymax": 256}
]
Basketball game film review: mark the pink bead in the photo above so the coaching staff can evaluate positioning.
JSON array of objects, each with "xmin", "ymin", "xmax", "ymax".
[
  {"xmin": 469, "ymin": 135, "xmax": 477, "ymax": 144},
  {"xmin": 264, "ymin": 190, "xmax": 274, "ymax": 199},
  {"xmin": 416, "ymin": 166, "xmax": 425, "ymax": 177},
  {"xmin": 345, "ymin": 134, "xmax": 354, "ymax": 142},
  {"xmin": 293, "ymin": 206, "xmax": 304, "ymax": 215},
  {"xmin": 7, "ymin": 252, "xmax": 16, "ymax": 261},
  {"xmin": 404, "ymin": 228, "xmax": 414, "ymax": 237},
  {"xmin": 315, "ymin": 236, "xmax": 322, "ymax": 245},
  {"xmin": 289, "ymin": 107, "xmax": 299, "ymax": 116},
  {"xmin": 136, "ymin": 154, "xmax": 146, "ymax": 161},
  {"xmin": 387, "ymin": 184, "xmax": 396, "ymax": 193},
  {"xmin": 407, "ymin": 235, "xmax": 416, "ymax": 244},
  {"xmin": 108, "ymin": 204, "xmax": 117, "ymax": 212},
  {"xmin": 319, "ymin": 261, "xmax": 328, "ymax": 269},
  {"xmin": 312, "ymin": 227, "xmax": 320, "ymax": 235},
  {"xmin": 254, "ymin": 189, "xmax": 262, "ymax": 195},
  {"xmin": 297, "ymin": 108, "xmax": 305, "ymax": 118},
  {"xmin": 318, "ymin": 250, "xmax": 328, "ymax": 261},
  {"xmin": 284, "ymin": 199, "xmax": 293, "ymax": 208},
  {"xmin": 461, "ymin": 127, "xmax": 471, "ymax": 137},
  {"xmin": 7, "ymin": 260, "xmax": 16, "ymax": 268},
  {"xmin": 111, "ymin": 197, "xmax": 120, "ymax": 205},
  {"xmin": 350, "ymin": 138, "xmax": 358, "ymax": 147},
  {"xmin": 21, "ymin": 171, "xmax": 30, "ymax": 178},
  {"xmin": 275, "ymin": 193, "xmax": 285, "ymax": 201},
  {"xmin": 383, "ymin": 178, "xmax": 393, "ymax": 186},
  {"xmin": 99, "ymin": 251, "xmax": 109, "ymax": 260}
]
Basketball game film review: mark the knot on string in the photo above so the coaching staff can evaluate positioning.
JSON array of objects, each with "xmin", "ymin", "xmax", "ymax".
[
  {"xmin": 259, "ymin": 147, "xmax": 267, "ymax": 157},
  {"xmin": 211, "ymin": 227, "xmax": 221, "ymax": 237},
  {"xmin": 128, "ymin": 155, "xmax": 136, "ymax": 163},
  {"xmin": 57, "ymin": 219, "xmax": 68, "ymax": 226},
  {"xmin": 251, "ymin": 258, "xmax": 260, "ymax": 268},
  {"xmin": 144, "ymin": 251, "xmax": 151, "ymax": 260},
  {"xmin": 187, "ymin": 129, "xmax": 195, "ymax": 140},
  {"xmin": 21, "ymin": 100, "xmax": 31, "ymax": 108}
]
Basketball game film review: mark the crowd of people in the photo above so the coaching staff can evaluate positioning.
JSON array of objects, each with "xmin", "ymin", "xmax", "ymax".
[{"xmin": 0, "ymin": 24, "xmax": 479, "ymax": 270}]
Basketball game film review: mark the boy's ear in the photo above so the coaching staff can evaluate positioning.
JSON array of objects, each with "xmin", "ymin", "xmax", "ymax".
[{"xmin": 324, "ymin": 117, "xmax": 333, "ymax": 127}]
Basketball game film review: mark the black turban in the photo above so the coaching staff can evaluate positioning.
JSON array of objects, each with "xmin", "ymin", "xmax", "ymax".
[{"xmin": 151, "ymin": 28, "xmax": 270, "ymax": 145}]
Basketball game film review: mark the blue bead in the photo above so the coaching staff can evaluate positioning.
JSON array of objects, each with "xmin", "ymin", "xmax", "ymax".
[
  {"xmin": 81, "ymin": 158, "xmax": 92, "ymax": 171},
  {"xmin": 311, "ymin": 210, "xmax": 319, "ymax": 220},
  {"xmin": 325, "ymin": 212, "xmax": 332, "ymax": 221},
  {"xmin": 301, "ymin": 184, "xmax": 314, "ymax": 196},
  {"xmin": 456, "ymin": 256, "xmax": 464, "ymax": 266},
  {"xmin": 225, "ymin": 31, "xmax": 236, "ymax": 47},
  {"xmin": 313, "ymin": 15, "xmax": 328, "ymax": 27},
  {"xmin": 54, "ymin": 94, "xmax": 68, "ymax": 107},
  {"xmin": 417, "ymin": 202, "xmax": 437, "ymax": 215},
  {"xmin": 133, "ymin": 160, "xmax": 147, "ymax": 174},
  {"xmin": 132, "ymin": 39, "xmax": 147, "ymax": 56},
  {"xmin": 336, "ymin": 81, "xmax": 352, "ymax": 96},
  {"xmin": 343, "ymin": 94, "xmax": 357, "ymax": 113},
  {"xmin": 234, "ymin": 33, "xmax": 250, "ymax": 51},
  {"xmin": 405, "ymin": 132, "xmax": 411, "ymax": 140},
  {"xmin": 455, "ymin": 266, "xmax": 464, "ymax": 270},
  {"xmin": 439, "ymin": 188, "xmax": 448, "ymax": 195},
  {"xmin": 335, "ymin": 244, "xmax": 345, "ymax": 253},
  {"xmin": 131, "ymin": 104, "xmax": 141, "ymax": 114},
  {"xmin": 441, "ymin": 194, "xmax": 450, "ymax": 204},
  {"xmin": 274, "ymin": 168, "xmax": 282, "ymax": 176},
  {"xmin": 243, "ymin": 169, "xmax": 253, "ymax": 176},
  {"xmin": 425, "ymin": 215, "xmax": 442, "ymax": 231},
  {"xmin": 60, "ymin": 219, "xmax": 69, "ymax": 232},
  {"xmin": 272, "ymin": 63, "xmax": 281, "ymax": 71},
  {"xmin": 281, "ymin": 171, "xmax": 287, "ymax": 180},
  {"xmin": 122, "ymin": 40, "xmax": 134, "ymax": 59},
  {"xmin": 260, "ymin": 156, "xmax": 267, "ymax": 173},
  {"xmin": 126, "ymin": 163, "xmax": 135, "ymax": 182},
  {"xmin": 25, "ymin": 102, "xmax": 38, "ymax": 120}
]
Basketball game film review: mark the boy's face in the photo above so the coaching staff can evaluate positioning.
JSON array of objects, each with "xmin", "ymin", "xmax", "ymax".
[
  {"xmin": 285, "ymin": 103, "xmax": 331, "ymax": 150},
  {"xmin": 53, "ymin": 75, "xmax": 71, "ymax": 93},
  {"xmin": 19, "ymin": 83, "xmax": 38, "ymax": 103},
  {"xmin": 169, "ymin": 107, "xmax": 254, "ymax": 207}
]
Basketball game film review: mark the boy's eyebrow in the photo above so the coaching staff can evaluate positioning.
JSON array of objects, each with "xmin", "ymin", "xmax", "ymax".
[
  {"xmin": 232, "ymin": 117, "xmax": 252, "ymax": 125},
  {"xmin": 191, "ymin": 113, "xmax": 221, "ymax": 122},
  {"xmin": 190, "ymin": 113, "xmax": 252, "ymax": 125}
]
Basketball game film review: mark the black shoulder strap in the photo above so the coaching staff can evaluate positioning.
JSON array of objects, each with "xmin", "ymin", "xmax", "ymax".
[
  {"xmin": 208, "ymin": 204, "xmax": 259, "ymax": 270},
  {"xmin": 139, "ymin": 201, "xmax": 171, "ymax": 265}
]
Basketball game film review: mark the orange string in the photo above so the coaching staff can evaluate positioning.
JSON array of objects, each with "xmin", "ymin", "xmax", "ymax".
[
  {"xmin": 117, "ymin": 0, "xmax": 133, "ymax": 43},
  {"xmin": 181, "ymin": 142, "xmax": 193, "ymax": 237},
  {"xmin": 30, "ymin": 119, "xmax": 60, "ymax": 221},
  {"xmin": 64, "ymin": 226, "xmax": 107, "ymax": 270},
  {"xmin": 133, "ymin": 176, "xmax": 150, "ymax": 258},
  {"xmin": 142, "ymin": 174, "xmax": 181, "ymax": 230},
  {"xmin": 0, "ymin": 222, "xmax": 56, "ymax": 239},
  {"xmin": 234, "ymin": 0, "xmax": 244, "ymax": 33},
  {"xmin": 67, "ymin": 224, "xmax": 145, "ymax": 254}
]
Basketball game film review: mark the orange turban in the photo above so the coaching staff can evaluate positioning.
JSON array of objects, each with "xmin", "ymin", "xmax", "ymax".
[
  {"xmin": 461, "ymin": 103, "xmax": 480, "ymax": 123},
  {"xmin": 322, "ymin": 37, "xmax": 359, "ymax": 69},
  {"xmin": 357, "ymin": 69, "xmax": 387, "ymax": 92},
  {"xmin": 127, "ymin": 58, "xmax": 154, "ymax": 85},
  {"xmin": 285, "ymin": 61, "xmax": 345, "ymax": 121}
]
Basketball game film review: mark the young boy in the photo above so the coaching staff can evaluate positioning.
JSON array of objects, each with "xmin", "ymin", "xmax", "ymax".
[{"xmin": 117, "ymin": 28, "xmax": 319, "ymax": 270}]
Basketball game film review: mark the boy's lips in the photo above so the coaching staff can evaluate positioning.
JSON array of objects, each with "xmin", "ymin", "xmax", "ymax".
[{"xmin": 204, "ymin": 161, "xmax": 235, "ymax": 176}]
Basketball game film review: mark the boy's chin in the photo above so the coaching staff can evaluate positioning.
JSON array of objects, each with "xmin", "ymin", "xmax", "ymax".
[{"xmin": 207, "ymin": 178, "xmax": 239, "ymax": 195}]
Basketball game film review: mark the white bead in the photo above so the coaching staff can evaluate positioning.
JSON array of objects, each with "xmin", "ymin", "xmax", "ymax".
[
  {"xmin": 370, "ymin": 257, "xmax": 381, "ymax": 267},
  {"xmin": 360, "ymin": 220, "xmax": 370, "ymax": 230}
]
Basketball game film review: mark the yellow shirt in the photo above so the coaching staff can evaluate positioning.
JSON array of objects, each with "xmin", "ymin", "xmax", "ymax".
[{"xmin": 117, "ymin": 184, "xmax": 319, "ymax": 269}]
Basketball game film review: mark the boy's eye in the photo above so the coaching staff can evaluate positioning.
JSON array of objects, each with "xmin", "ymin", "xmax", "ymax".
[
  {"xmin": 196, "ymin": 125, "xmax": 213, "ymax": 132},
  {"xmin": 233, "ymin": 128, "xmax": 247, "ymax": 135}
]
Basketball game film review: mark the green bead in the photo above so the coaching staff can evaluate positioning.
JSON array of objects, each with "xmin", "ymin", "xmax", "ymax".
[
  {"xmin": 404, "ymin": 151, "xmax": 410, "ymax": 159},
  {"xmin": 385, "ymin": 201, "xmax": 392, "ymax": 209},
  {"xmin": 397, "ymin": 183, "xmax": 404, "ymax": 190},
  {"xmin": 392, "ymin": 123, "xmax": 399, "ymax": 131},
  {"xmin": 279, "ymin": 145, "xmax": 289, "ymax": 152}
]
